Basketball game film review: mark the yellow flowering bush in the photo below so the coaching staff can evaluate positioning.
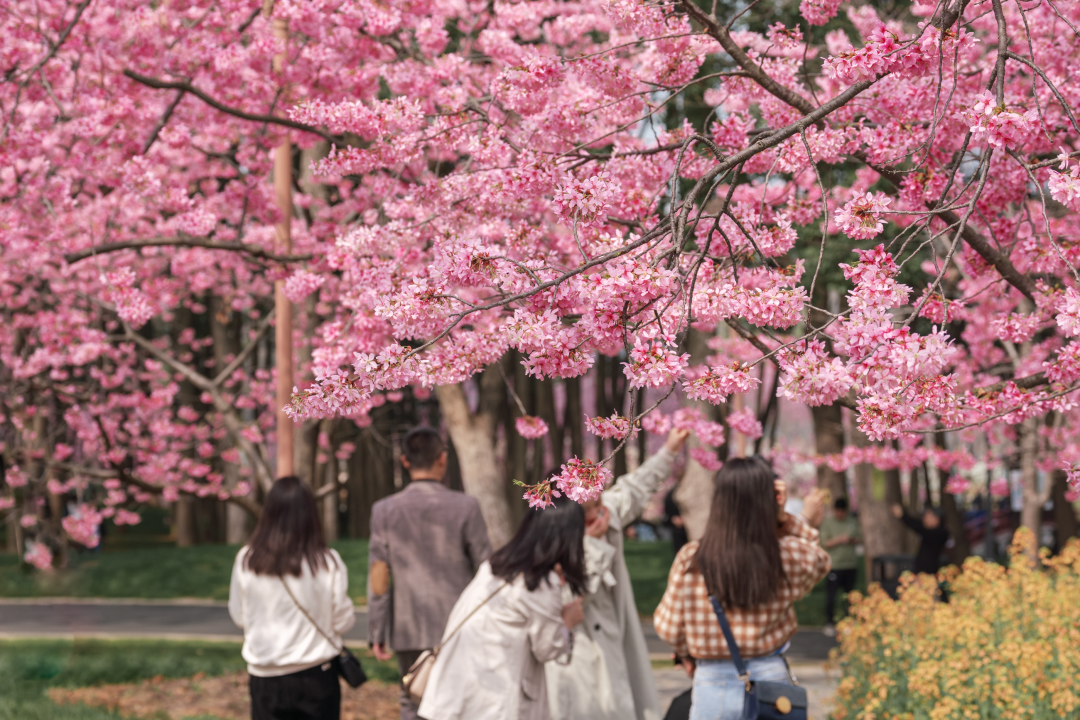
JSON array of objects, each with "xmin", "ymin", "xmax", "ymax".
[{"xmin": 831, "ymin": 529, "xmax": 1080, "ymax": 720}]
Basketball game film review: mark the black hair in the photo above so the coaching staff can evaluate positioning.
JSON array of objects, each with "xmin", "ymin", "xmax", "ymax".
[
  {"xmin": 489, "ymin": 494, "xmax": 586, "ymax": 595},
  {"xmin": 245, "ymin": 476, "xmax": 331, "ymax": 577},
  {"xmin": 695, "ymin": 456, "xmax": 787, "ymax": 609},
  {"xmin": 403, "ymin": 426, "xmax": 446, "ymax": 472},
  {"xmin": 834, "ymin": 496, "xmax": 849, "ymax": 511}
]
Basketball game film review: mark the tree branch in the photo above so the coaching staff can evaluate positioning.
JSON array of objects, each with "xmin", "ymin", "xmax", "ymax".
[
  {"xmin": 121, "ymin": 324, "xmax": 276, "ymax": 491},
  {"xmin": 64, "ymin": 236, "xmax": 313, "ymax": 264},
  {"xmin": 142, "ymin": 90, "xmax": 186, "ymax": 155},
  {"xmin": 122, "ymin": 70, "xmax": 340, "ymax": 144},
  {"xmin": 213, "ymin": 309, "xmax": 276, "ymax": 387}
]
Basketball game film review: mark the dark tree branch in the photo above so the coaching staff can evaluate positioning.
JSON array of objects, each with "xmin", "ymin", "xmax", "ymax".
[
  {"xmin": 142, "ymin": 90, "xmax": 186, "ymax": 155},
  {"xmin": 122, "ymin": 70, "xmax": 340, "ymax": 143},
  {"xmin": 64, "ymin": 236, "xmax": 313, "ymax": 264}
]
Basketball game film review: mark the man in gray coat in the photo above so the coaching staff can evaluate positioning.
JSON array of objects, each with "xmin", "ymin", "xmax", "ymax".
[
  {"xmin": 368, "ymin": 426, "xmax": 492, "ymax": 720},
  {"xmin": 545, "ymin": 427, "xmax": 690, "ymax": 720}
]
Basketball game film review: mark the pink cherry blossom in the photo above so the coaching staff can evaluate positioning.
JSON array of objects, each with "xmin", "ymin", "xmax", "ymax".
[
  {"xmin": 516, "ymin": 416, "xmax": 550, "ymax": 439},
  {"xmin": 23, "ymin": 541, "xmax": 53, "ymax": 571},
  {"xmin": 726, "ymin": 407, "xmax": 763, "ymax": 440},
  {"xmin": 585, "ymin": 413, "xmax": 632, "ymax": 440}
]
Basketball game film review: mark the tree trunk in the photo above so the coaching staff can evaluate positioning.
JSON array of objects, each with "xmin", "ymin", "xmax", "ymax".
[
  {"xmin": 175, "ymin": 496, "xmax": 195, "ymax": 547},
  {"xmin": 673, "ymin": 328, "xmax": 725, "ymax": 541},
  {"xmin": 851, "ymin": 430, "xmax": 904, "ymax": 572},
  {"xmin": 1051, "ymin": 469, "xmax": 1078, "ymax": 550},
  {"xmin": 437, "ymin": 363, "xmax": 516, "ymax": 548},
  {"xmin": 211, "ymin": 296, "xmax": 251, "ymax": 544},
  {"xmin": 940, "ymin": 490, "xmax": 970, "ymax": 565},
  {"xmin": 1019, "ymin": 415, "xmax": 1044, "ymax": 548},
  {"xmin": 811, "ymin": 403, "xmax": 846, "ymax": 500},
  {"xmin": 565, "ymin": 376, "xmax": 584, "ymax": 459}
]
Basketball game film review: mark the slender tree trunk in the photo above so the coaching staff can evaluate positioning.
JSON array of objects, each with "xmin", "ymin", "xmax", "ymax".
[
  {"xmin": 851, "ymin": 430, "xmax": 904, "ymax": 573},
  {"xmin": 674, "ymin": 328, "xmax": 725, "ymax": 541},
  {"xmin": 1051, "ymin": 469, "xmax": 1078, "ymax": 550},
  {"xmin": 437, "ymin": 362, "xmax": 515, "ymax": 548},
  {"xmin": 565, "ymin": 376, "xmax": 584, "ymax": 459},
  {"xmin": 811, "ymin": 403, "xmax": 846, "ymax": 500},
  {"xmin": 175, "ymin": 496, "xmax": 195, "ymax": 547},
  {"xmin": 1019, "ymin": 415, "xmax": 1044, "ymax": 547}
]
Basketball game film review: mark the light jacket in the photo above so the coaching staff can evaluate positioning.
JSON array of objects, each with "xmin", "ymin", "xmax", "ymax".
[
  {"xmin": 228, "ymin": 546, "xmax": 356, "ymax": 677},
  {"xmin": 417, "ymin": 561, "xmax": 569, "ymax": 720},
  {"xmin": 545, "ymin": 448, "xmax": 674, "ymax": 720}
]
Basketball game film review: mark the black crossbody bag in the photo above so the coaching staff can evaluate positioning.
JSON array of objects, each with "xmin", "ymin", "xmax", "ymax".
[
  {"xmin": 280, "ymin": 577, "xmax": 367, "ymax": 688},
  {"xmin": 708, "ymin": 597, "xmax": 807, "ymax": 720}
]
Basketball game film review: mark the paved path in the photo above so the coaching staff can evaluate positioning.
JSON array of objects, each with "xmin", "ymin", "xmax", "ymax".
[{"xmin": 0, "ymin": 599, "xmax": 837, "ymax": 660}]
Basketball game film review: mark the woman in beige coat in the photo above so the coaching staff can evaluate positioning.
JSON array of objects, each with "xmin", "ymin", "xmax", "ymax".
[{"xmin": 417, "ymin": 496, "xmax": 587, "ymax": 720}]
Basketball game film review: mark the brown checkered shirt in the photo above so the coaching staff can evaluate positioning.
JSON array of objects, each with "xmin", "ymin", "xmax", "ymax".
[{"xmin": 653, "ymin": 513, "xmax": 831, "ymax": 660}]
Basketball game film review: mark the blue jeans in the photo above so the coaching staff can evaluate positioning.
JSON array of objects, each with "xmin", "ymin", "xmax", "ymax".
[{"xmin": 690, "ymin": 656, "xmax": 792, "ymax": 720}]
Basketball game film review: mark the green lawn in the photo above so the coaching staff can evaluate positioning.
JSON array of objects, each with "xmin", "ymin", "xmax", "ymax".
[
  {"xmin": 0, "ymin": 638, "xmax": 399, "ymax": 720},
  {"xmin": 0, "ymin": 539, "xmax": 862, "ymax": 626},
  {"xmin": 0, "ymin": 539, "xmax": 370, "ymax": 603}
]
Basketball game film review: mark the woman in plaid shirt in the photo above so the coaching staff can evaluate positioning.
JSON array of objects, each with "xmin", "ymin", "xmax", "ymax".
[{"xmin": 654, "ymin": 457, "xmax": 829, "ymax": 720}]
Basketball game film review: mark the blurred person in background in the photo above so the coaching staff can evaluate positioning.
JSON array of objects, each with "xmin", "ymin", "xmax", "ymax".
[
  {"xmin": 545, "ymin": 427, "xmax": 690, "ymax": 720},
  {"xmin": 229, "ymin": 476, "xmax": 356, "ymax": 720},
  {"xmin": 654, "ymin": 457, "xmax": 829, "ymax": 720},
  {"xmin": 818, "ymin": 496, "xmax": 862, "ymax": 637},
  {"xmin": 891, "ymin": 503, "xmax": 950, "ymax": 575}
]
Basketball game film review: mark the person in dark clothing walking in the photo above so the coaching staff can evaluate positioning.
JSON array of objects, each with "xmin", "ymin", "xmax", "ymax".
[
  {"xmin": 663, "ymin": 489, "xmax": 688, "ymax": 555},
  {"xmin": 890, "ymin": 504, "xmax": 950, "ymax": 575}
]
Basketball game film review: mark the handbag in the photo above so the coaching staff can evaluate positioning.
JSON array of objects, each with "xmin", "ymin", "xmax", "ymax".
[
  {"xmin": 708, "ymin": 596, "xmax": 807, "ymax": 720},
  {"xmin": 402, "ymin": 581, "xmax": 508, "ymax": 705},
  {"xmin": 280, "ymin": 577, "xmax": 367, "ymax": 688}
]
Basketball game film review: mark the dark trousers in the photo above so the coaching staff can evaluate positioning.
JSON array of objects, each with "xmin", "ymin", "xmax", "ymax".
[
  {"xmin": 396, "ymin": 649, "xmax": 424, "ymax": 720},
  {"xmin": 249, "ymin": 660, "xmax": 341, "ymax": 720},
  {"xmin": 825, "ymin": 568, "xmax": 858, "ymax": 625}
]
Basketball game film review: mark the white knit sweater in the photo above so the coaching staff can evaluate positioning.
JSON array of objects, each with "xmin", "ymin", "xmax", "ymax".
[{"xmin": 228, "ymin": 546, "xmax": 356, "ymax": 677}]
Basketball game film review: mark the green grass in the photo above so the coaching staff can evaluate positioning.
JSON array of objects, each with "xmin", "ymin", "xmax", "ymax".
[
  {"xmin": 0, "ymin": 539, "xmax": 370, "ymax": 602},
  {"xmin": 0, "ymin": 638, "xmax": 399, "ymax": 720},
  {"xmin": 1, "ymin": 537, "xmax": 862, "ymax": 626},
  {"xmin": 624, "ymin": 540, "xmax": 677, "ymax": 615}
]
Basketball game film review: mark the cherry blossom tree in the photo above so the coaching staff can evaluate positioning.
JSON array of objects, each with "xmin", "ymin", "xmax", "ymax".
[{"xmin": 4, "ymin": 0, "xmax": 1080, "ymax": 564}]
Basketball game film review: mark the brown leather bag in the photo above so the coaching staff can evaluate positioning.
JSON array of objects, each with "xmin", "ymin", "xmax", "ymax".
[{"xmin": 402, "ymin": 582, "xmax": 507, "ymax": 705}]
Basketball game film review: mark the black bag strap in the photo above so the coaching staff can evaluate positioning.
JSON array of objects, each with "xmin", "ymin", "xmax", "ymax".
[{"xmin": 708, "ymin": 596, "xmax": 751, "ymax": 690}]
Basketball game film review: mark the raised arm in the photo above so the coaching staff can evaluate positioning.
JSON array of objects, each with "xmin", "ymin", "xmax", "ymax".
[{"xmin": 603, "ymin": 428, "xmax": 689, "ymax": 529}]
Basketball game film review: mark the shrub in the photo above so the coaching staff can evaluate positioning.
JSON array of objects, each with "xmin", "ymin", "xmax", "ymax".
[{"xmin": 831, "ymin": 529, "xmax": 1080, "ymax": 720}]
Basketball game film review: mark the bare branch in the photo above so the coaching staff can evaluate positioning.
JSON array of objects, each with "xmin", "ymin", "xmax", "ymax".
[
  {"xmin": 64, "ymin": 236, "xmax": 313, "ymax": 264},
  {"xmin": 122, "ymin": 70, "xmax": 340, "ymax": 144}
]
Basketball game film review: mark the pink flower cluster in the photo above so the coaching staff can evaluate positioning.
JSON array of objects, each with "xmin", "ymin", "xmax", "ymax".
[
  {"xmin": 585, "ymin": 413, "xmax": 632, "ymax": 440},
  {"xmin": 515, "ymin": 415, "xmax": 550, "ymax": 438},
  {"xmin": 834, "ymin": 192, "xmax": 892, "ymax": 240},
  {"xmin": 553, "ymin": 458, "xmax": 614, "ymax": 504},
  {"xmin": 683, "ymin": 363, "xmax": 761, "ymax": 404},
  {"xmin": 24, "ymin": 541, "xmax": 53, "ymax": 570},
  {"xmin": 726, "ymin": 407, "xmax": 763, "ymax": 440},
  {"xmin": 62, "ymin": 504, "xmax": 103, "ymax": 549},
  {"xmin": 689, "ymin": 446, "xmax": 724, "ymax": 471},
  {"xmin": 944, "ymin": 474, "xmax": 971, "ymax": 495},
  {"xmin": 799, "ymin": 0, "xmax": 843, "ymax": 26},
  {"xmin": 966, "ymin": 93, "xmax": 1039, "ymax": 150},
  {"xmin": 553, "ymin": 173, "xmax": 619, "ymax": 225},
  {"xmin": 778, "ymin": 339, "xmax": 854, "ymax": 407},
  {"xmin": 283, "ymin": 270, "xmax": 326, "ymax": 303},
  {"xmin": 623, "ymin": 341, "xmax": 689, "ymax": 390},
  {"xmin": 1057, "ymin": 288, "xmax": 1080, "ymax": 337}
]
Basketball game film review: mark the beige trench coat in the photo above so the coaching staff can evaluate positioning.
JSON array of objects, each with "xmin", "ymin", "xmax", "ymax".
[
  {"xmin": 545, "ymin": 448, "xmax": 674, "ymax": 720},
  {"xmin": 417, "ymin": 561, "xmax": 569, "ymax": 720}
]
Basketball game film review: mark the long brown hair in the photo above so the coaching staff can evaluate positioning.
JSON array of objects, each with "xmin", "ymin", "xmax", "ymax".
[
  {"xmin": 245, "ymin": 476, "xmax": 332, "ymax": 577},
  {"xmin": 694, "ymin": 456, "xmax": 787, "ymax": 609}
]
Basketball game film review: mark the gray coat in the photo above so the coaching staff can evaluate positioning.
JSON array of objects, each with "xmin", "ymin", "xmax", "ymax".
[
  {"xmin": 545, "ymin": 448, "xmax": 674, "ymax": 720},
  {"xmin": 367, "ymin": 480, "xmax": 492, "ymax": 651}
]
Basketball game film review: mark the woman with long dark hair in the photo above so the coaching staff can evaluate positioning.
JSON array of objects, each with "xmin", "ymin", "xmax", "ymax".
[
  {"xmin": 654, "ymin": 457, "xmax": 829, "ymax": 720},
  {"xmin": 228, "ymin": 476, "xmax": 355, "ymax": 720},
  {"xmin": 417, "ymin": 494, "xmax": 587, "ymax": 720}
]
